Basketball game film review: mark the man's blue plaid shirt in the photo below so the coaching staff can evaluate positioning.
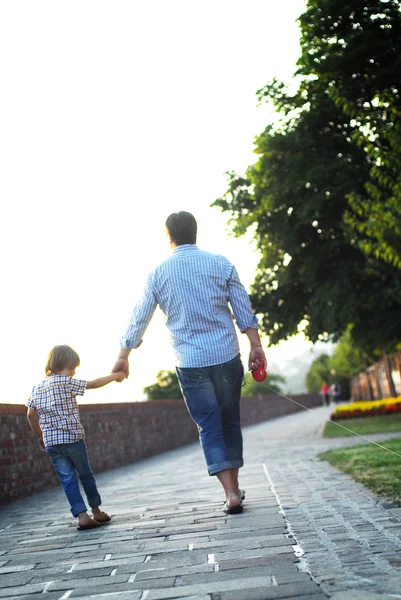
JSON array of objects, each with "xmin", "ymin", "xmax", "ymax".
[
  {"xmin": 120, "ymin": 244, "xmax": 258, "ymax": 367},
  {"xmin": 26, "ymin": 375, "xmax": 87, "ymax": 447}
]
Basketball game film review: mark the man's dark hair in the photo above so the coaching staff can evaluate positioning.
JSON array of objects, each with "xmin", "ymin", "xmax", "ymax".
[{"xmin": 165, "ymin": 211, "xmax": 197, "ymax": 245}]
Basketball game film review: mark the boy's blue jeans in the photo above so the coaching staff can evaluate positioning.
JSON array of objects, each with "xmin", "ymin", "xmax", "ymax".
[
  {"xmin": 46, "ymin": 439, "xmax": 101, "ymax": 517},
  {"xmin": 176, "ymin": 354, "xmax": 244, "ymax": 476}
]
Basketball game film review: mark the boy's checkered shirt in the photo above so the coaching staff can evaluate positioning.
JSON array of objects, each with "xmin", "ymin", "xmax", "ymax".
[{"xmin": 26, "ymin": 375, "xmax": 87, "ymax": 447}]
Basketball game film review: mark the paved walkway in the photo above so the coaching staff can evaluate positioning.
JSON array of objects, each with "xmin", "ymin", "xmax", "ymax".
[{"xmin": 1, "ymin": 406, "xmax": 401, "ymax": 600}]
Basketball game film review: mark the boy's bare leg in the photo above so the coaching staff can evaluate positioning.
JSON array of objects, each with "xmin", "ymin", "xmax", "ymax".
[
  {"xmin": 77, "ymin": 511, "xmax": 100, "ymax": 528},
  {"xmin": 216, "ymin": 469, "xmax": 241, "ymax": 507}
]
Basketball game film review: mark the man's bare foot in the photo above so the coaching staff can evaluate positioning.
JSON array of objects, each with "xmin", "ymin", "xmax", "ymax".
[
  {"xmin": 77, "ymin": 511, "xmax": 100, "ymax": 529},
  {"xmin": 92, "ymin": 508, "xmax": 111, "ymax": 523},
  {"xmin": 223, "ymin": 492, "xmax": 243, "ymax": 514}
]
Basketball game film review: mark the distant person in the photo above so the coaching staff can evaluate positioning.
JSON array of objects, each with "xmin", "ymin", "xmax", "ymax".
[
  {"xmin": 320, "ymin": 381, "xmax": 329, "ymax": 406},
  {"xmin": 112, "ymin": 211, "xmax": 266, "ymax": 514},
  {"xmin": 330, "ymin": 382, "xmax": 342, "ymax": 404},
  {"xmin": 26, "ymin": 345, "xmax": 126, "ymax": 530}
]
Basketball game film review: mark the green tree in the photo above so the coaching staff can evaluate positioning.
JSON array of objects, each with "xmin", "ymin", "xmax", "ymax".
[
  {"xmin": 306, "ymin": 329, "xmax": 368, "ymax": 397},
  {"xmin": 143, "ymin": 370, "xmax": 181, "ymax": 400},
  {"xmin": 297, "ymin": 0, "xmax": 401, "ymax": 269},
  {"xmin": 213, "ymin": 0, "xmax": 401, "ymax": 354},
  {"xmin": 305, "ymin": 354, "xmax": 331, "ymax": 394},
  {"xmin": 329, "ymin": 328, "xmax": 366, "ymax": 382},
  {"xmin": 242, "ymin": 372, "xmax": 286, "ymax": 397}
]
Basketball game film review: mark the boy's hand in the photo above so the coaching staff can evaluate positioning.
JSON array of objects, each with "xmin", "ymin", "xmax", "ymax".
[
  {"xmin": 114, "ymin": 371, "xmax": 126, "ymax": 383},
  {"xmin": 38, "ymin": 438, "xmax": 45, "ymax": 451}
]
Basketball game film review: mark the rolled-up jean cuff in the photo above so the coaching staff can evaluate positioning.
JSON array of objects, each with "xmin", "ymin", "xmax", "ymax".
[
  {"xmin": 87, "ymin": 495, "xmax": 101, "ymax": 508},
  {"xmin": 71, "ymin": 501, "xmax": 87, "ymax": 517},
  {"xmin": 208, "ymin": 459, "xmax": 244, "ymax": 476}
]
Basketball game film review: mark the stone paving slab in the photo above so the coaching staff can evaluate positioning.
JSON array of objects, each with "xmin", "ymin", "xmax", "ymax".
[
  {"xmin": 2, "ymin": 405, "xmax": 401, "ymax": 598},
  {"xmin": 9, "ymin": 594, "xmax": 64, "ymax": 600}
]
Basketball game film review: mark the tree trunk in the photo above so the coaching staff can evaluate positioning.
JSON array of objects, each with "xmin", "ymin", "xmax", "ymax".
[{"xmin": 383, "ymin": 351, "xmax": 397, "ymax": 398}]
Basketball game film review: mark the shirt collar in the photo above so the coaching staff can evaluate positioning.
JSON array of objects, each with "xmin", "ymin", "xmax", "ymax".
[{"xmin": 172, "ymin": 244, "xmax": 199, "ymax": 254}]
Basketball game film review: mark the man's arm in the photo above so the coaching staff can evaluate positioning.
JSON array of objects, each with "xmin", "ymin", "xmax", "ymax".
[
  {"xmin": 86, "ymin": 371, "xmax": 125, "ymax": 389},
  {"xmin": 113, "ymin": 272, "xmax": 158, "ymax": 377},
  {"xmin": 26, "ymin": 408, "xmax": 45, "ymax": 450},
  {"xmin": 227, "ymin": 265, "xmax": 266, "ymax": 371}
]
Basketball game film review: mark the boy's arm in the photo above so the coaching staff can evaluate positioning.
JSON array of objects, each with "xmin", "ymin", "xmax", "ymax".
[
  {"xmin": 86, "ymin": 371, "xmax": 126, "ymax": 390},
  {"xmin": 26, "ymin": 408, "xmax": 45, "ymax": 450}
]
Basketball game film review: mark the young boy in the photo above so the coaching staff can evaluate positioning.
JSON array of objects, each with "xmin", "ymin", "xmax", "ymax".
[{"xmin": 26, "ymin": 344, "xmax": 126, "ymax": 530}]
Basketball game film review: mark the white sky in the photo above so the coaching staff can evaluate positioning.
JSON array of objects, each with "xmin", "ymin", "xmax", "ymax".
[{"xmin": 0, "ymin": 0, "xmax": 311, "ymax": 405}]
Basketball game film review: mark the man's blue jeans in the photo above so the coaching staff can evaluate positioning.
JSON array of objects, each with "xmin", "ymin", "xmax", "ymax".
[
  {"xmin": 46, "ymin": 439, "xmax": 101, "ymax": 517},
  {"xmin": 176, "ymin": 354, "xmax": 244, "ymax": 476}
]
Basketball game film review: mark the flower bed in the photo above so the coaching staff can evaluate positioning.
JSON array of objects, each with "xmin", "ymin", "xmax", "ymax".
[{"xmin": 331, "ymin": 396, "xmax": 401, "ymax": 420}]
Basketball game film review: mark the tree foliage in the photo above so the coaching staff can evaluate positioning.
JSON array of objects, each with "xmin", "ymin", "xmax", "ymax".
[
  {"xmin": 213, "ymin": 0, "xmax": 401, "ymax": 353},
  {"xmin": 329, "ymin": 328, "xmax": 366, "ymax": 380},
  {"xmin": 306, "ymin": 328, "xmax": 367, "ymax": 395},
  {"xmin": 305, "ymin": 354, "xmax": 332, "ymax": 394},
  {"xmin": 143, "ymin": 370, "xmax": 181, "ymax": 401},
  {"xmin": 297, "ymin": 0, "xmax": 401, "ymax": 268}
]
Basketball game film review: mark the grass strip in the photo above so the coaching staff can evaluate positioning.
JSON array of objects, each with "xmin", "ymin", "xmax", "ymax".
[
  {"xmin": 322, "ymin": 414, "xmax": 401, "ymax": 438},
  {"xmin": 319, "ymin": 438, "xmax": 401, "ymax": 505}
]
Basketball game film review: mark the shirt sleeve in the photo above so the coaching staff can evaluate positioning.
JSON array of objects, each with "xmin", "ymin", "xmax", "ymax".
[
  {"xmin": 26, "ymin": 390, "xmax": 36, "ymax": 409},
  {"xmin": 70, "ymin": 378, "xmax": 87, "ymax": 396},
  {"xmin": 227, "ymin": 265, "xmax": 259, "ymax": 333},
  {"xmin": 120, "ymin": 271, "xmax": 158, "ymax": 349}
]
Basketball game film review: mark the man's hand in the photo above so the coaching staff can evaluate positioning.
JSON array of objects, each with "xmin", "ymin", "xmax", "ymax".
[
  {"xmin": 244, "ymin": 328, "xmax": 266, "ymax": 371},
  {"xmin": 39, "ymin": 438, "xmax": 45, "ymax": 451},
  {"xmin": 112, "ymin": 358, "xmax": 129, "ymax": 378},
  {"xmin": 248, "ymin": 345, "xmax": 266, "ymax": 372},
  {"xmin": 114, "ymin": 370, "xmax": 126, "ymax": 383}
]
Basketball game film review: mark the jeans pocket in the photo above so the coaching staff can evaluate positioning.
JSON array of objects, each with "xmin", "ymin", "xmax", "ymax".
[
  {"xmin": 176, "ymin": 367, "xmax": 209, "ymax": 391},
  {"xmin": 221, "ymin": 355, "xmax": 244, "ymax": 387}
]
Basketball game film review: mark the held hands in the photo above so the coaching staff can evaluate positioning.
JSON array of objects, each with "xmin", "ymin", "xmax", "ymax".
[
  {"xmin": 113, "ymin": 370, "xmax": 127, "ymax": 383},
  {"xmin": 112, "ymin": 358, "xmax": 129, "ymax": 378}
]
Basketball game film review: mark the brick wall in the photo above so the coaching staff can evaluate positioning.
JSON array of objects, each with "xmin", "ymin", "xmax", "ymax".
[{"xmin": 0, "ymin": 393, "xmax": 320, "ymax": 504}]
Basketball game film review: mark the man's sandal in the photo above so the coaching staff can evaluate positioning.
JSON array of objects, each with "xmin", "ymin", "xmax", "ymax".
[
  {"xmin": 93, "ymin": 512, "xmax": 112, "ymax": 524},
  {"xmin": 77, "ymin": 521, "xmax": 101, "ymax": 531},
  {"xmin": 223, "ymin": 501, "xmax": 243, "ymax": 515}
]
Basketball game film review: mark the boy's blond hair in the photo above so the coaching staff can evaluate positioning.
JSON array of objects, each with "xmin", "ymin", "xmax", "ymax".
[{"xmin": 45, "ymin": 345, "xmax": 80, "ymax": 376}]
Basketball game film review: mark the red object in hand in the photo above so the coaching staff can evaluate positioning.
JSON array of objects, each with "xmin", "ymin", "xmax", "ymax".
[{"xmin": 251, "ymin": 360, "xmax": 266, "ymax": 382}]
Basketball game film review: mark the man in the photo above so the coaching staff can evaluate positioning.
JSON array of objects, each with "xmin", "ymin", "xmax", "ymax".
[{"xmin": 112, "ymin": 211, "xmax": 266, "ymax": 514}]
